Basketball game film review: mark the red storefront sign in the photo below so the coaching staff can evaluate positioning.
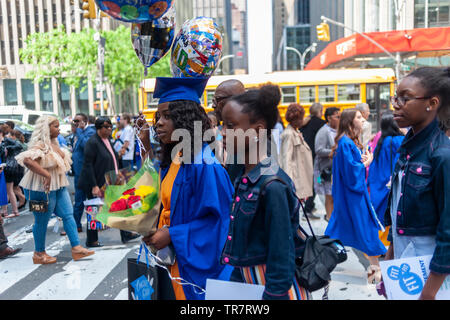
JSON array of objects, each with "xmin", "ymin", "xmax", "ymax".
[{"xmin": 306, "ymin": 27, "xmax": 450, "ymax": 70}]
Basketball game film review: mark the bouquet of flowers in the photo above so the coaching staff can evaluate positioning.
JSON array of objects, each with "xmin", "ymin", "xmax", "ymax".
[{"xmin": 96, "ymin": 158, "xmax": 160, "ymax": 237}]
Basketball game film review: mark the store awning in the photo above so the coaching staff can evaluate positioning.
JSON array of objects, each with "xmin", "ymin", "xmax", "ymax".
[{"xmin": 305, "ymin": 27, "xmax": 450, "ymax": 70}]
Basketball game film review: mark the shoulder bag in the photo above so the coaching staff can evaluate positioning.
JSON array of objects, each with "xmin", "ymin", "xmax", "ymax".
[
  {"xmin": 29, "ymin": 190, "xmax": 49, "ymax": 213},
  {"xmin": 260, "ymin": 175, "xmax": 347, "ymax": 292}
]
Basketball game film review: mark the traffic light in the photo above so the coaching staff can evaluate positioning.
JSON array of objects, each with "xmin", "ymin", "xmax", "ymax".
[
  {"xmin": 316, "ymin": 23, "xmax": 330, "ymax": 42},
  {"xmin": 81, "ymin": 0, "xmax": 96, "ymax": 19}
]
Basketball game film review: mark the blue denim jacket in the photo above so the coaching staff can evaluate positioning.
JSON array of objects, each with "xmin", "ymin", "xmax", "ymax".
[
  {"xmin": 221, "ymin": 157, "xmax": 306, "ymax": 299},
  {"xmin": 385, "ymin": 119, "xmax": 450, "ymax": 274}
]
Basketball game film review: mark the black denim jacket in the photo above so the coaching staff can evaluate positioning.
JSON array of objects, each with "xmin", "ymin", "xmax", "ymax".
[
  {"xmin": 385, "ymin": 119, "xmax": 450, "ymax": 274},
  {"xmin": 221, "ymin": 157, "xmax": 306, "ymax": 299}
]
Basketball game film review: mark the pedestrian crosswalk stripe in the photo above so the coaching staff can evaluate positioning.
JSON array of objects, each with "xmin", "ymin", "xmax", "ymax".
[{"xmin": 22, "ymin": 245, "xmax": 138, "ymax": 300}]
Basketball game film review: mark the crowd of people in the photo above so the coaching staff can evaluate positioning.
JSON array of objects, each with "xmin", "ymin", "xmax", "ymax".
[{"xmin": 0, "ymin": 66, "xmax": 449, "ymax": 301}]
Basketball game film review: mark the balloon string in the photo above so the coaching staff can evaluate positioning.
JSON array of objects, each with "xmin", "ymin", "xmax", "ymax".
[{"xmin": 135, "ymin": 243, "xmax": 207, "ymax": 295}]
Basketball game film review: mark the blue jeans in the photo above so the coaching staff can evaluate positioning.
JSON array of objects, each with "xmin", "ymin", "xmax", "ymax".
[
  {"xmin": 122, "ymin": 160, "xmax": 133, "ymax": 169},
  {"xmin": 25, "ymin": 188, "xmax": 80, "ymax": 252},
  {"xmin": 73, "ymin": 175, "xmax": 86, "ymax": 229}
]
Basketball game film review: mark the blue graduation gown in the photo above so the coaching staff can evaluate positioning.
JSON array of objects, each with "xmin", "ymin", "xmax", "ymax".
[
  {"xmin": 325, "ymin": 135, "xmax": 386, "ymax": 256},
  {"xmin": 0, "ymin": 156, "xmax": 7, "ymax": 206},
  {"xmin": 367, "ymin": 136, "xmax": 404, "ymax": 224},
  {"xmin": 160, "ymin": 144, "xmax": 234, "ymax": 300}
]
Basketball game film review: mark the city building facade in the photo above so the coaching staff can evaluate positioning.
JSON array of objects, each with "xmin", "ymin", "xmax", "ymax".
[{"xmin": 0, "ymin": 0, "xmax": 126, "ymax": 117}]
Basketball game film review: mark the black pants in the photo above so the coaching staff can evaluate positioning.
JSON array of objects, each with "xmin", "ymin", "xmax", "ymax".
[
  {"xmin": 85, "ymin": 193, "xmax": 133, "ymax": 246},
  {"xmin": 0, "ymin": 223, "xmax": 8, "ymax": 251},
  {"xmin": 86, "ymin": 229, "xmax": 133, "ymax": 245},
  {"xmin": 305, "ymin": 184, "xmax": 316, "ymax": 213}
]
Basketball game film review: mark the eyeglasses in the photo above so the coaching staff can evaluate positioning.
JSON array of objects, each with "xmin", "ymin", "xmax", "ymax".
[
  {"xmin": 212, "ymin": 96, "xmax": 230, "ymax": 106},
  {"xmin": 390, "ymin": 95, "xmax": 431, "ymax": 107}
]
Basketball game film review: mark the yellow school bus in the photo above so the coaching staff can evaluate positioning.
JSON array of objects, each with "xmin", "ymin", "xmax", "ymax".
[{"xmin": 139, "ymin": 68, "xmax": 396, "ymax": 131}]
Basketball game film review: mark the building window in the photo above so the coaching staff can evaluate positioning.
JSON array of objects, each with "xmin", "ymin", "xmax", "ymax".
[
  {"xmin": 299, "ymin": 86, "xmax": 315, "ymax": 104},
  {"xmin": 286, "ymin": 25, "xmax": 311, "ymax": 70},
  {"xmin": 76, "ymin": 82, "xmax": 89, "ymax": 115},
  {"xmin": 281, "ymin": 87, "xmax": 297, "ymax": 104},
  {"xmin": 415, "ymin": 0, "xmax": 450, "ymax": 28},
  {"xmin": 21, "ymin": 79, "xmax": 35, "ymax": 110},
  {"xmin": 39, "ymin": 79, "xmax": 53, "ymax": 112},
  {"xmin": 318, "ymin": 85, "xmax": 335, "ymax": 102},
  {"xmin": 4, "ymin": 79, "xmax": 18, "ymax": 105},
  {"xmin": 59, "ymin": 82, "xmax": 71, "ymax": 117},
  {"xmin": 338, "ymin": 84, "xmax": 360, "ymax": 102}
]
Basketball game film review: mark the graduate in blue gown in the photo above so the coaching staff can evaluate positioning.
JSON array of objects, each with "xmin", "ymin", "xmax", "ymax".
[
  {"xmin": 142, "ymin": 77, "xmax": 234, "ymax": 300},
  {"xmin": 325, "ymin": 110, "xmax": 386, "ymax": 266},
  {"xmin": 367, "ymin": 113, "xmax": 405, "ymax": 224}
]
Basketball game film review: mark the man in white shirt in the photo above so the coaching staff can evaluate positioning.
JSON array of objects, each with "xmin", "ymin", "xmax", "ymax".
[
  {"xmin": 119, "ymin": 113, "xmax": 135, "ymax": 169},
  {"xmin": 356, "ymin": 103, "xmax": 373, "ymax": 148}
]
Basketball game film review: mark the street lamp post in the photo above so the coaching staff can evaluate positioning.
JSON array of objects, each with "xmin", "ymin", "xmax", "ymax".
[
  {"xmin": 215, "ymin": 55, "xmax": 235, "ymax": 75},
  {"xmin": 320, "ymin": 15, "xmax": 402, "ymax": 81},
  {"xmin": 286, "ymin": 43, "xmax": 317, "ymax": 70},
  {"xmin": 301, "ymin": 43, "xmax": 317, "ymax": 70}
]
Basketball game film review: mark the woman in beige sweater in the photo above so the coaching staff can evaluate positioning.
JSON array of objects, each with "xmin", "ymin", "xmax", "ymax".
[
  {"xmin": 280, "ymin": 104, "xmax": 313, "ymax": 201},
  {"xmin": 16, "ymin": 115, "xmax": 94, "ymax": 264}
]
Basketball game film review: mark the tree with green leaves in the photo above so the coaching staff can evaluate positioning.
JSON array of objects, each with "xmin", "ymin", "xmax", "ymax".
[{"xmin": 20, "ymin": 24, "xmax": 172, "ymax": 116}]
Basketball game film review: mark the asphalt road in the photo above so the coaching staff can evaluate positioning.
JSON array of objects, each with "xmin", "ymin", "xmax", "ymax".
[{"xmin": 0, "ymin": 177, "xmax": 385, "ymax": 300}]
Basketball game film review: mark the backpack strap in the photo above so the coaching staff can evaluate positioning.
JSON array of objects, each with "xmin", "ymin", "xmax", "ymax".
[{"xmin": 259, "ymin": 175, "xmax": 316, "ymax": 239}]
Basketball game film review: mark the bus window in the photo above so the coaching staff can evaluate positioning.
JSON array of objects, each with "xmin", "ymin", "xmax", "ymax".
[
  {"xmin": 299, "ymin": 86, "xmax": 315, "ymax": 104},
  {"xmin": 206, "ymin": 90, "xmax": 215, "ymax": 107},
  {"xmin": 338, "ymin": 84, "xmax": 360, "ymax": 101},
  {"xmin": 281, "ymin": 87, "xmax": 297, "ymax": 104},
  {"xmin": 318, "ymin": 85, "xmax": 335, "ymax": 102},
  {"xmin": 146, "ymin": 92, "xmax": 158, "ymax": 107},
  {"xmin": 367, "ymin": 83, "xmax": 391, "ymax": 132}
]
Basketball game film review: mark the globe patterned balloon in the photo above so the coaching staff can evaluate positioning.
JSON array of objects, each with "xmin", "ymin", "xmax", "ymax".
[
  {"xmin": 95, "ymin": 0, "xmax": 174, "ymax": 23},
  {"xmin": 171, "ymin": 17, "xmax": 223, "ymax": 78},
  {"xmin": 131, "ymin": 6, "xmax": 176, "ymax": 73}
]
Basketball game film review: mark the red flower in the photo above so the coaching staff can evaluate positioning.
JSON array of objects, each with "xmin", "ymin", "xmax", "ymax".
[
  {"xmin": 110, "ymin": 199, "xmax": 128, "ymax": 212},
  {"xmin": 122, "ymin": 188, "xmax": 136, "ymax": 196}
]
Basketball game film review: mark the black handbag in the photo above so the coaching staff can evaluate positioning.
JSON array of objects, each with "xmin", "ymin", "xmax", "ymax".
[
  {"xmin": 260, "ymin": 176, "xmax": 347, "ymax": 292},
  {"xmin": 320, "ymin": 167, "xmax": 333, "ymax": 183},
  {"xmin": 28, "ymin": 191, "xmax": 49, "ymax": 213}
]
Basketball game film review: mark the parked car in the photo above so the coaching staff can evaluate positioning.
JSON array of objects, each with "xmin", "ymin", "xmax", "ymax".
[{"xmin": 0, "ymin": 105, "xmax": 71, "ymax": 136}]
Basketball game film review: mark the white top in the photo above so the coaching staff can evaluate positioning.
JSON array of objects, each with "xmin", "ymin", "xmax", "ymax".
[
  {"xmin": 15, "ymin": 141, "xmax": 72, "ymax": 192},
  {"xmin": 121, "ymin": 125, "xmax": 135, "ymax": 161},
  {"xmin": 390, "ymin": 170, "xmax": 436, "ymax": 259}
]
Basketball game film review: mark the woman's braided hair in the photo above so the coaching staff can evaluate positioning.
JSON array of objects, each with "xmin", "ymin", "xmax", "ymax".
[{"xmin": 155, "ymin": 100, "xmax": 213, "ymax": 168}]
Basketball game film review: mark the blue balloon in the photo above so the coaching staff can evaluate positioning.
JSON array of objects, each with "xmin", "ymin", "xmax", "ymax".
[{"xmin": 95, "ymin": 0, "xmax": 174, "ymax": 23}]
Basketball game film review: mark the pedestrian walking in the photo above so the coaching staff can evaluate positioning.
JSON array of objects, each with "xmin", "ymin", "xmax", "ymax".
[
  {"xmin": 77, "ymin": 117, "xmax": 139, "ymax": 247},
  {"xmin": 0, "ymin": 129, "xmax": 26, "ymax": 218},
  {"xmin": 356, "ymin": 103, "xmax": 373, "ymax": 148},
  {"xmin": 325, "ymin": 109, "xmax": 386, "ymax": 280},
  {"xmin": 15, "ymin": 115, "xmax": 94, "ymax": 264},
  {"xmin": 118, "ymin": 113, "xmax": 135, "ymax": 169},
  {"xmin": 367, "ymin": 113, "xmax": 404, "ymax": 228},
  {"xmin": 0, "ymin": 209, "xmax": 22, "ymax": 259},
  {"xmin": 71, "ymin": 113, "xmax": 96, "ymax": 232},
  {"xmin": 300, "ymin": 103, "xmax": 326, "ymax": 219},
  {"xmin": 314, "ymin": 107, "xmax": 341, "ymax": 221},
  {"xmin": 280, "ymin": 103, "xmax": 313, "ymax": 201},
  {"xmin": 141, "ymin": 77, "xmax": 234, "ymax": 300},
  {"xmin": 382, "ymin": 67, "xmax": 450, "ymax": 300},
  {"xmin": 221, "ymin": 84, "xmax": 311, "ymax": 300}
]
